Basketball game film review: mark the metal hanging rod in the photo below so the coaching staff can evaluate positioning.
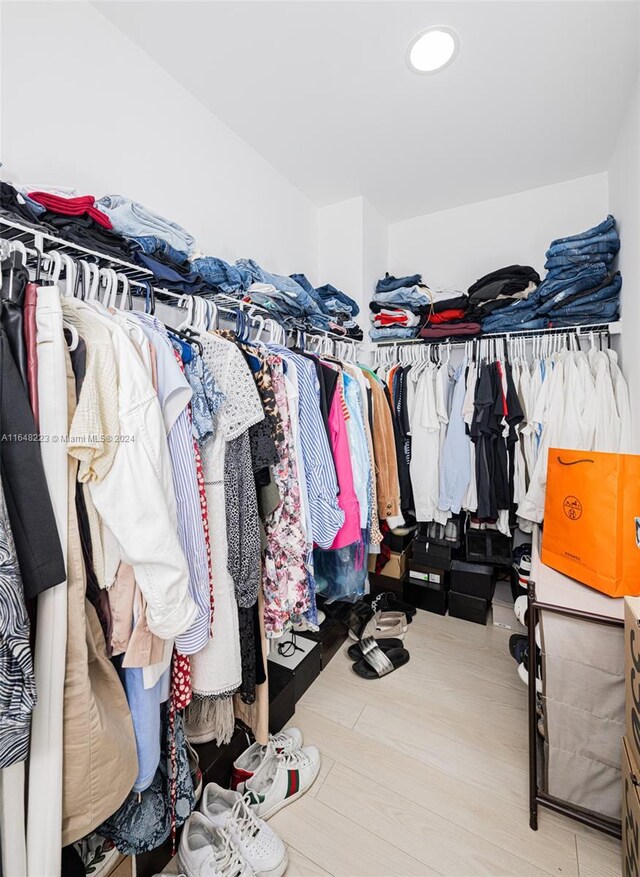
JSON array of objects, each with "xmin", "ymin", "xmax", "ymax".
[
  {"xmin": 0, "ymin": 215, "xmax": 361, "ymax": 347},
  {"xmin": 373, "ymin": 321, "xmax": 621, "ymax": 347}
]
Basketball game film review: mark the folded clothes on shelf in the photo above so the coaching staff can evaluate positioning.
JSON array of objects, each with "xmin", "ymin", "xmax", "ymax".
[{"xmin": 97, "ymin": 193, "xmax": 196, "ymax": 255}]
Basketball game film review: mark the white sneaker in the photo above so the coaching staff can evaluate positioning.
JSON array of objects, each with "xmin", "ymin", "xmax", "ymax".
[
  {"xmin": 201, "ymin": 783, "xmax": 288, "ymax": 877},
  {"xmin": 178, "ymin": 812, "xmax": 252, "ymax": 877},
  {"xmin": 231, "ymin": 728, "xmax": 303, "ymax": 791},
  {"xmin": 245, "ymin": 746, "xmax": 321, "ymax": 820}
]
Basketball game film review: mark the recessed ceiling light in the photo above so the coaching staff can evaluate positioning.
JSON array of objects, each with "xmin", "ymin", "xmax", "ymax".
[{"xmin": 407, "ymin": 26, "xmax": 459, "ymax": 74}]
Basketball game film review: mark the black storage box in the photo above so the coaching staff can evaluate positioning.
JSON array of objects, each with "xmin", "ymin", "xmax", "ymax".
[
  {"xmin": 465, "ymin": 529, "xmax": 512, "ymax": 566},
  {"xmin": 268, "ymin": 661, "xmax": 296, "ymax": 733},
  {"xmin": 268, "ymin": 636, "xmax": 321, "ymax": 704},
  {"xmin": 298, "ymin": 617, "xmax": 349, "ymax": 670},
  {"xmin": 450, "ymin": 559, "xmax": 495, "ymax": 600},
  {"xmin": 383, "ymin": 526, "xmax": 417, "ymax": 553},
  {"xmin": 368, "ymin": 570, "xmax": 406, "ymax": 599},
  {"xmin": 449, "ymin": 590, "xmax": 489, "ymax": 625},
  {"xmin": 404, "ymin": 576, "xmax": 448, "ymax": 615},
  {"xmin": 412, "ymin": 541, "xmax": 453, "ymax": 571}
]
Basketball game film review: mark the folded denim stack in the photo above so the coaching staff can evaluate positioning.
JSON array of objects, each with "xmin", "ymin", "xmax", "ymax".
[
  {"xmin": 370, "ymin": 273, "xmax": 429, "ymax": 340},
  {"xmin": 291, "ymin": 274, "xmax": 362, "ymax": 338},
  {"xmin": 482, "ymin": 217, "xmax": 621, "ymax": 333},
  {"xmin": 97, "ymin": 194, "xmax": 196, "ymax": 264}
]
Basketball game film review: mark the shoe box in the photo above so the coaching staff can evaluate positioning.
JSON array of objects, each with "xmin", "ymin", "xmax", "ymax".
[
  {"xmin": 465, "ymin": 528, "xmax": 512, "ymax": 567},
  {"xmin": 269, "ymin": 634, "xmax": 321, "ymax": 705},
  {"xmin": 404, "ymin": 562, "xmax": 449, "ymax": 615},
  {"xmin": 268, "ymin": 660, "xmax": 297, "ymax": 734},
  {"xmin": 450, "ymin": 559, "xmax": 496, "ymax": 600},
  {"xmin": 492, "ymin": 579, "xmax": 526, "ymax": 633},
  {"xmin": 412, "ymin": 539, "xmax": 454, "ymax": 571},
  {"xmin": 449, "ymin": 590, "xmax": 490, "ymax": 625},
  {"xmin": 297, "ymin": 616, "xmax": 349, "ymax": 670},
  {"xmin": 367, "ymin": 546, "xmax": 410, "ymax": 579}
]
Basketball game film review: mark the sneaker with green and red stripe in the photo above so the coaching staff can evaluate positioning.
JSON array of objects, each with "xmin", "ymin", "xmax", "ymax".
[{"xmin": 244, "ymin": 746, "xmax": 321, "ymax": 820}]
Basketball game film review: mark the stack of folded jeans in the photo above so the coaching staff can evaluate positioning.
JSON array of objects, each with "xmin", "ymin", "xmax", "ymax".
[
  {"xmin": 482, "ymin": 217, "xmax": 621, "ymax": 333},
  {"xmin": 290, "ymin": 274, "xmax": 361, "ymax": 337},
  {"xmin": 238, "ymin": 261, "xmax": 329, "ymax": 328},
  {"xmin": 97, "ymin": 194, "xmax": 196, "ymax": 263}
]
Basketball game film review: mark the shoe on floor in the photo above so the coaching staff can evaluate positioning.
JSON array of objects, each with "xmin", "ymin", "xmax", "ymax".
[
  {"xmin": 231, "ymin": 728, "xmax": 303, "ymax": 791},
  {"xmin": 518, "ymin": 658, "xmax": 542, "ymax": 693},
  {"xmin": 201, "ymin": 783, "xmax": 288, "ymax": 877},
  {"xmin": 245, "ymin": 746, "xmax": 321, "ymax": 820},
  {"xmin": 178, "ymin": 812, "xmax": 252, "ymax": 877}
]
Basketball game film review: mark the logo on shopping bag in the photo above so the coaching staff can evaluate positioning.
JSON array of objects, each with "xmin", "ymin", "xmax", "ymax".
[{"xmin": 563, "ymin": 496, "xmax": 582, "ymax": 520}]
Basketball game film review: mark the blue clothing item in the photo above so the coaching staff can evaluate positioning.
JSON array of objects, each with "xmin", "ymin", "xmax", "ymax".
[
  {"xmin": 132, "ymin": 236, "xmax": 190, "ymax": 267},
  {"xmin": 539, "ymin": 273, "xmax": 622, "ymax": 316},
  {"xmin": 289, "ymin": 273, "xmax": 326, "ymax": 310},
  {"xmin": 184, "ymin": 353, "xmax": 225, "ymax": 445},
  {"xmin": 313, "ymin": 538, "xmax": 368, "ymax": 602},
  {"xmin": 192, "ymin": 256, "xmax": 252, "ymax": 294},
  {"xmin": 531, "ymin": 261, "xmax": 610, "ymax": 305},
  {"xmin": 372, "ymin": 286, "xmax": 431, "ymax": 309},
  {"xmin": 246, "ymin": 288, "xmax": 306, "ymax": 319},
  {"xmin": 134, "ymin": 252, "xmax": 212, "ymax": 294},
  {"xmin": 547, "ymin": 304, "xmax": 620, "ymax": 327},
  {"xmin": 315, "ymin": 284, "xmax": 360, "ymax": 317},
  {"xmin": 438, "ymin": 362, "xmax": 471, "ymax": 515},
  {"xmin": 237, "ymin": 259, "xmax": 323, "ymax": 317},
  {"xmin": 97, "ymin": 194, "xmax": 196, "ymax": 254},
  {"xmin": 549, "ymin": 214, "xmax": 616, "ymax": 247},
  {"xmin": 481, "ymin": 313, "xmax": 547, "ymax": 332},
  {"xmin": 370, "ymin": 326, "xmax": 419, "ymax": 341},
  {"xmin": 546, "ymin": 234, "xmax": 619, "ymax": 259},
  {"xmin": 121, "ymin": 665, "xmax": 169, "ymax": 793},
  {"xmin": 547, "ymin": 296, "xmax": 620, "ymax": 322},
  {"xmin": 270, "ymin": 346, "xmax": 345, "ymax": 548},
  {"xmin": 545, "ymin": 251, "xmax": 616, "ymax": 271},
  {"xmin": 376, "ymin": 273, "xmax": 422, "ymax": 294}
]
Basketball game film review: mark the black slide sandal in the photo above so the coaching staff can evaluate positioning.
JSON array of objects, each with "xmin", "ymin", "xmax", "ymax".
[
  {"xmin": 351, "ymin": 637, "xmax": 410, "ymax": 679},
  {"xmin": 347, "ymin": 637, "xmax": 403, "ymax": 661}
]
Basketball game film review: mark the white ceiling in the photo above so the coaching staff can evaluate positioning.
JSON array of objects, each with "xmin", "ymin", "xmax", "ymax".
[{"xmin": 96, "ymin": 1, "xmax": 639, "ymax": 222}]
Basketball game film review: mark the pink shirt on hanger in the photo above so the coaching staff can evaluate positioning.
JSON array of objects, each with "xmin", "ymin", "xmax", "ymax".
[{"xmin": 328, "ymin": 375, "xmax": 362, "ymax": 549}]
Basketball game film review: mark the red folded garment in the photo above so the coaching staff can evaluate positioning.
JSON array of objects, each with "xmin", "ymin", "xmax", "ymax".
[
  {"xmin": 427, "ymin": 308, "xmax": 466, "ymax": 324},
  {"xmin": 420, "ymin": 322, "xmax": 481, "ymax": 339},
  {"xmin": 374, "ymin": 313, "xmax": 411, "ymax": 326},
  {"xmin": 28, "ymin": 192, "xmax": 113, "ymax": 229}
]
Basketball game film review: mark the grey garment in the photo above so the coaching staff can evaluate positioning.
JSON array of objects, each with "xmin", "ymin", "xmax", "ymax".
[
  {"xmin": 224, "ymin": 430, "xmax": 261, "ymax": 609},
  {"xmin": 541, "ymin": 611, "xmax": 624, "ymax": 820},
  {"xmin": 0, "ymin": 479, "xmax": 35, "ymax": 768}
]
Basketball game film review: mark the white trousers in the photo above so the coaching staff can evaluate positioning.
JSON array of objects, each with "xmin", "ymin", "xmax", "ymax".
[{"xmin": 27, "ymin": 286, "xmax": 68, "ymax": 877}]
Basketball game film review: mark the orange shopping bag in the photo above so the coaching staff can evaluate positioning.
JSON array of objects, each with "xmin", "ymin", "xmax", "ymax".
[{"xmin": 541, "ymin": 448, "xmax": 640, "ymax": 598}]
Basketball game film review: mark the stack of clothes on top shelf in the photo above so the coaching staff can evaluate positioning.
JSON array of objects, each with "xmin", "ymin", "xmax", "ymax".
[
  {"xmin": 0, "ymin": 181, "xmax": 364, "ymax": 337},
  {"xmin": 481, "ymin": 216, "xmax": 621, "ymax": 333},
  {"xmin": 418, "ymin": 287, "xmax": 477, "ymax": 340},
  {"xmin": 370, "ymin": 273, "xmax": 431, "ymax": 341},
  {"xmin": 464, "ymin": 265, "xmax": 540, "ymax": 329}
]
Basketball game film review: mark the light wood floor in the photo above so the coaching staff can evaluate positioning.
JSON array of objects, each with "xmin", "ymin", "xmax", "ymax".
[{"xmin": 166, "ymin": 609, "xmax": 622, "ymax": 876}]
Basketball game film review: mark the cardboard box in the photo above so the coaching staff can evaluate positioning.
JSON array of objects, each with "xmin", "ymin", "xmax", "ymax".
[
  {"xmin": 622, "ymin": 736, "xmax": 640, "ymax": 877},
  {"xmin": 625, "ymin": 598, "xmax": 640, "ymax": 774},
  {"xmin": 492, "ymin": 580, "xmax": 526, "ymax": 632},
  {"xmin": 367, "ymin": 548, "xmax": 409, "ymax": 579}
]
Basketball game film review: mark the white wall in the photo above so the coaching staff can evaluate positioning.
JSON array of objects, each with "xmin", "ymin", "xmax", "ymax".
[
  {"xmin": 387, "ymin": 174, "xmax": 609, "ymax": 293},
  {"xmin": 608, "ymin": 75, "xmax": 640, "ymax": 422},
  {"xmin": 0, "ymin": 2, "xmax": 318, "ymax": 278}
]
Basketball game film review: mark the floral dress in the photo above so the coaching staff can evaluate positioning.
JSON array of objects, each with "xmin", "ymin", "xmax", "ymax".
[{"xmin": 261, "ymin": 354, "xmax": 309, "ymax": 637}]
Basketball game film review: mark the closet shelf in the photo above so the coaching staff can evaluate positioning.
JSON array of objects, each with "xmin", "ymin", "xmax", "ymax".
[
  {"xmin": 0, "ymin": 215, "xmax": 361, "ymax": 347},
  {"xmin": 373, "ymin": 321, "xmax": 621, "ymax": 347}
]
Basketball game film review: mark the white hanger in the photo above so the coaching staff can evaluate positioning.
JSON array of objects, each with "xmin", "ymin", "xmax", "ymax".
[
  {"xmin": 60, "ymin": 254, "xmax": 76, "ymax": 297},
  {"xmin": 46, "ymin": 250, "xmax": 63, "ymax": 284}
]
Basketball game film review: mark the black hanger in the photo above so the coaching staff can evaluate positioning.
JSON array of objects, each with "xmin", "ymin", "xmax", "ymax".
[{"xmin": 171, "ymin": 325, "xmax": 203, "ymax": 355}]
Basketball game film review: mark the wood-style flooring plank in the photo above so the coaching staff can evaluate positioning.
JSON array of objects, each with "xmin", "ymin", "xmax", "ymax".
[{"xmin": 269, "ymin": 795, "xmax": 439, "ymax": 877}]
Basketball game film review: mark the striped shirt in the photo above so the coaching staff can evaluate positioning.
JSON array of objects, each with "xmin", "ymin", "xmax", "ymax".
[{"xmin": 270, "ymin": 346, "xmax": 344, "ymax": 549}]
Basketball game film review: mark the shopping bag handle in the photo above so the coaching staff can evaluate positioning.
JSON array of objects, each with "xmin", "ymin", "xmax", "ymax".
[{"xmin": 556, "ymin": 456, "xmax": 595, "ymax": 466}]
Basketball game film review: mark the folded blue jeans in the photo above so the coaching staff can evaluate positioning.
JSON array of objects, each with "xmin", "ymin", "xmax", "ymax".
[
  {"xmin": 315, "ymin": 284, "xmax": 360, "ymax": 317},
  {"xmin": 236, "ymin": 259, "xmax": 324, "ymax": 317},
  {"xmin": 373, "ymin": 286, "xmax": 431, "ymax": 308},
  {"xmin": 545, "ymin": 251, "xmax": 616, "ymax": 271},
  {"xmin": 192, "ymin": 256, "xmax": 252, "ymax": 294},
  {"xmin": 369, "ymin": 326, "xmax": 419, "ymax": 341},
  {"xmin": 549, "ymin": 215, "xmax": 616, "ymax": 247},
  {"xmin": 132, "ymin": 236, "xmax": 190, "ymax": 267},
  {"xmin": 97, "ymin": 194, "xmax": 196, "ymax": 254},
  {"xmin": 376, "ymin": 273, "xmax": 422, "ymax": 294},
  {"xmin": 540, "ymin": 274, "xmax": 622, "ymax": 315}
]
